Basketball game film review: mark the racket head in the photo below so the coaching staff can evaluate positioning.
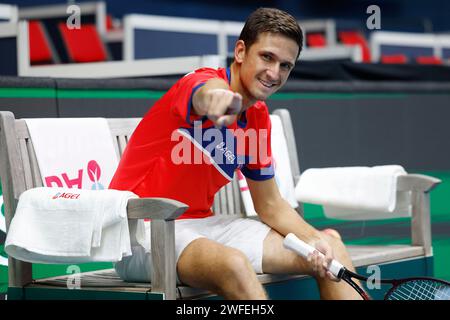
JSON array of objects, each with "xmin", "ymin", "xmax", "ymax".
[{"xmin": 384, "ymin": 277, "xmax": 450, "ymax": 300}]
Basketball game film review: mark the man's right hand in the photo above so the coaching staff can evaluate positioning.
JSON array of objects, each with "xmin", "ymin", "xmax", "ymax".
[
  {"xmin": 307, "ymin": 238, "xmax": 340, "ymax": 282},
  {"xmin": 192, "ymin": 76, "xmax": 244, "ymax": 127},
  {"xmin": 195, "ymin": 87, "xmax": 243, "ymax": 127}
]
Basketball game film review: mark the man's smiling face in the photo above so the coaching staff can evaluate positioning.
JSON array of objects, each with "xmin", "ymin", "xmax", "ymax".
[{"xmin": 236, "ymin": 32, "xmax": 299, "ymax": 104}]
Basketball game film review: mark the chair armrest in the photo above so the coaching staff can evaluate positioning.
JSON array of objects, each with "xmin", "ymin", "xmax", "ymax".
[
  {"xmin": 400, "ymin": 174, "xmax": 441, "ymax": 256},
  {"xmin": 126, "ymin": 197, "xmax": 188, "ymax": 300},
  {"xmin": 397, "ymin": 174, "xmax": 441, "ymax": 193},
  {"xmin": 126, "ymin": 197, "xmax": 188, "ymax": 220}
]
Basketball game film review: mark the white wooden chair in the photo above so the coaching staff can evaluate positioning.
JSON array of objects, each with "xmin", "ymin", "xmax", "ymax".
[{"xmin": 0, "ymin": 109, "xmax": 441, "ymax": 300}]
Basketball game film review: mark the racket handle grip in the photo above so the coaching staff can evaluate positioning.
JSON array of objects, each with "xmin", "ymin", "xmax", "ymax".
[{"xmin": 283, "ymin": 233, "xmax": 344, "ymax": 278}]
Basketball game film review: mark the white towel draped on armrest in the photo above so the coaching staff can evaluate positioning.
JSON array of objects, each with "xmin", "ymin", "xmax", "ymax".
[
  {"xmin": 295, "ymin": 165, "xmax": 411, "ymax": 220},
  {"xmin": 5, "ymin": 187, "xmax": 137, "ymax": 263}
]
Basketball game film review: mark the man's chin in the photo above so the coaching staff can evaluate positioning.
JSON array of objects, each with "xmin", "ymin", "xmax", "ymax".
[
  {"xmin": 248, "ymin": 86, "xmax": 278, "ymax": 102},
  {"xmin": 254, "ymin": 91, "xmax": 275, "ymax": 101}
]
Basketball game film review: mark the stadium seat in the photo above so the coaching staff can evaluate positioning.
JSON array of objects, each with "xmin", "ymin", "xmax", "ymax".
[
  {"xmin": 416, "ymin": 56, "xmax": 442, "ymax": 65},
  {"xmin": 28, "ymin": 20, "xmax": 56, "ymax": 65},
  {"xmin": 306, "ymin": 33, "xmax": 327, "ymax": 47},
  {"xmin": 338, "ymin": 31, "xmax": 371, "ymax": 62},
  {"xmin": 381, "ymin": 54, "xmax": 408, "ymax": 64},
  {"xmin": 58, "ymin": 22, "xmax": 108, "ymax": 63},
  {"xmin": 106, "ymin": 14, "xmax": 114, "ymax": 31}
]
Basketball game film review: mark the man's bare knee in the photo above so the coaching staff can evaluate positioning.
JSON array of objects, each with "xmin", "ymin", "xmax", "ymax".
[
  {"xmin": 220, "ymin": 249, "xmax": 267, "ymax": 299},
  {"xmin": 208, "ymin": 247, "xmax": 266, "ymax": 299},
  {"xmin": 177, "ymin": 239, "xmax": 265, "ymax": 299},
  {"xmin": 320, "ymin": 229, "xmax": 352, "ymax": 263},
  {"xmin": 322, "ymin": 228, "xmax": 342, "ymax": 240},
  {"xmin": 321, "ymin": 229, "xmax": 344, "ymax": 248},
  {"xmin": 217, "ymin": 249, "xmax": 255, "ymax": 284}
]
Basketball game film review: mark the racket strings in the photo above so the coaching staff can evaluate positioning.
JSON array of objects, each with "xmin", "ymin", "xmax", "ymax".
[{"xmin": 387, "ymin": 279, "xmax": 450, "ymax": 300}]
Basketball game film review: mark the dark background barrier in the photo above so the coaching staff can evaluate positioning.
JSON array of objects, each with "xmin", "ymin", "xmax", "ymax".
[
  {"xmin": 290, "ymin": 60, "xmax": 450, "ymax": 82},
  {"xmin": 266, "ymin": 91, "xmax": 450, "ymax": 171},
  {"xmin": 0, "ymin": 76, "xmax": 58, "ymax": 117}
]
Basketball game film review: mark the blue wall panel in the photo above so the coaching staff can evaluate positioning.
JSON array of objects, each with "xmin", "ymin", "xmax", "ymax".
[{"xmin": 134, "ymin": 29, "xmax": 218, "ymax": 59}]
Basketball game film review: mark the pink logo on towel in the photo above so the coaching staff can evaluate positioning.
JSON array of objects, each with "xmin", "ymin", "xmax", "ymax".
[
  {"xmin": 44, "ymin": 160, "xmax": 105, "ymax": 190},
  {"xmin": 52, "ymin": 192, "xmax": 80, "ymax": 200},
  {"xmin": 87, "ymin": 160, "xmax": 104, "ymax": 190}
]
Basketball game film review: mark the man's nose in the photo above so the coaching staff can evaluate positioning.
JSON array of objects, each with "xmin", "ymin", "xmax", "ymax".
[{"xmin": 266, "ymin": 64, "xmax": 280, "ymax": 81}]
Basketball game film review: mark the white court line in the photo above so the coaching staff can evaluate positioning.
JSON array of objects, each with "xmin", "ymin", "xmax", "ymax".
[
  {"xmin": 0, "ymin": 195, "xmax": 5, "ymax": 233},
  {"xmin": 0, "ymin": 255, "xmax": 7, "ymax": 267},
  {"xmin": 1, "ymin": 193, "xmax": 8, "ymax": 267}
]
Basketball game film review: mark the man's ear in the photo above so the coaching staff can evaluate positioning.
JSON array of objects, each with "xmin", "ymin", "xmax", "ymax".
[{"xmin": 234, "ymin": 40, "xmax": 246, "ymax": 63}]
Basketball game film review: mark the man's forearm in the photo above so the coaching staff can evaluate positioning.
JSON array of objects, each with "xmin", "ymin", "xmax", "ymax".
[{"xmin": 259, "ymin": 199, "xmax": 322, "ymax": 244}]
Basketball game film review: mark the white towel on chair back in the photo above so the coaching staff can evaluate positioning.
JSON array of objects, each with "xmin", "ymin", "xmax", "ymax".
[
  {"xmin": 270, "ymin": 115, "xmax": 298, "ymax": 209},
  {"xmin": 5, "ymin": 187, "xmax": 137, "ymax": 263},
  {"xmin": 295, "ymin": 165, "xmax": 410, "ymax": 220},
  {"xmin": 24, "ymin": 118, "xmax": 118, "ymax": 190},
  {"xmin": 238, "ymin": 115, "xmax": 298, "ymax": 216}
]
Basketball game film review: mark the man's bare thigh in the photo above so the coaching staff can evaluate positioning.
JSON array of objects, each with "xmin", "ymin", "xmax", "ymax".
[
  {"xmin": 262, "ymin": 229, "xmax": 314, "ymax": 275},
  {"xmin": 177, "ymin": 237, "xmax": 253, "ymax": 289}
]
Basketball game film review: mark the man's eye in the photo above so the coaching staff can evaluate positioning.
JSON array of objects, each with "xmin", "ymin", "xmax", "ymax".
[
  {"xmin": 281, "ymin": 64, "xmax": 291, "ymax": 70},
  {"xmin": 262, "ymin": 54, "xmax": 271, "ymax": 61}
]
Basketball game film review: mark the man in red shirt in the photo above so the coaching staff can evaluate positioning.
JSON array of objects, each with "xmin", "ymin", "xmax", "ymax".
[{"xmin": 111, "ymin": 8, "xmax": 362, "ymax": 299}]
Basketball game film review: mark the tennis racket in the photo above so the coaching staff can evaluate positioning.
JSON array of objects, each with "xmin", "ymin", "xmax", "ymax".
[{"xmin": 283, "ymin": 233, "xmax": 450, "ymax": 300}]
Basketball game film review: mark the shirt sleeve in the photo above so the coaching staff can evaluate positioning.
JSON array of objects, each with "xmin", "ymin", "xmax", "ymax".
[
  {"xmin": 170, "ymin": 68, "xmax": 220, "ymax": 126},
  {"xmin": 241, "ymin": 105, "xmax": 275, "ymax": 181}
]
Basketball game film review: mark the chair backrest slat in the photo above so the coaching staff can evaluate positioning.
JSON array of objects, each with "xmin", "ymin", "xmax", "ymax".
[
  {"xmin": 225, "ymin": 181, "xmax": 234, "ymax": 215},
  {"xmin": 18, "ymin": 138, "xmax": 34, "ymax": 189},
  {"xmin": 117, "ymin": 135, "xmax": 127, "ymax": 155},
  {"xmin": 218, "ymin": 185, "xmax": 227, "ymax": 215},
  {"xmin": 212, "ymin": 174, "xmax": 245, "ymax": 217},
  {"xmin": 231, "ymin": 176, "xmax": 241, "ymax": 214},
  {"xmin": 26, "ymin": 138, "xmax": 43, "ymax": 187},
  {"xmin": 212, "ymin": 192, "xmax": 220, "ymax": 215},
  {"xmin": 14, "ymin": 121, "xmax": 44, "ymax": 189},
  {"xmin": 111, "ymin": 135, "xmax": 121, "ymax": 160},
  {"xmin": 107, "ymin": 118, "xmax": 141, "ymax": 159}
]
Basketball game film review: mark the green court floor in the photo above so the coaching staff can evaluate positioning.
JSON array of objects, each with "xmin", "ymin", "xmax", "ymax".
[{"xmin": 1, "ymin": 170, "xmax": 449, "ymax": 295}]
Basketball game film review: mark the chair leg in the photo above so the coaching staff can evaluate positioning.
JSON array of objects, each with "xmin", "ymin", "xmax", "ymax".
[
  {"xmin": 150, "ymin": 219, "xmax": 177, "ymax": 300},
  {"xmin": 411, "ymin": 191, "xmax": 432, "ymax": 256}
]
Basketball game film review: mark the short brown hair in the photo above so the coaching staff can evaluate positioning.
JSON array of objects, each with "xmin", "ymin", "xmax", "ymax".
[{"xmin": 239, "ymin": 8, "xmax": 303, "ymax": 58}]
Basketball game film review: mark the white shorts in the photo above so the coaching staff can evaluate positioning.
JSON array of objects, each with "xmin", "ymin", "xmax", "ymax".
[{"xmin": 114, "ymin": 215, "xmax": 271, "ymax": 284}]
